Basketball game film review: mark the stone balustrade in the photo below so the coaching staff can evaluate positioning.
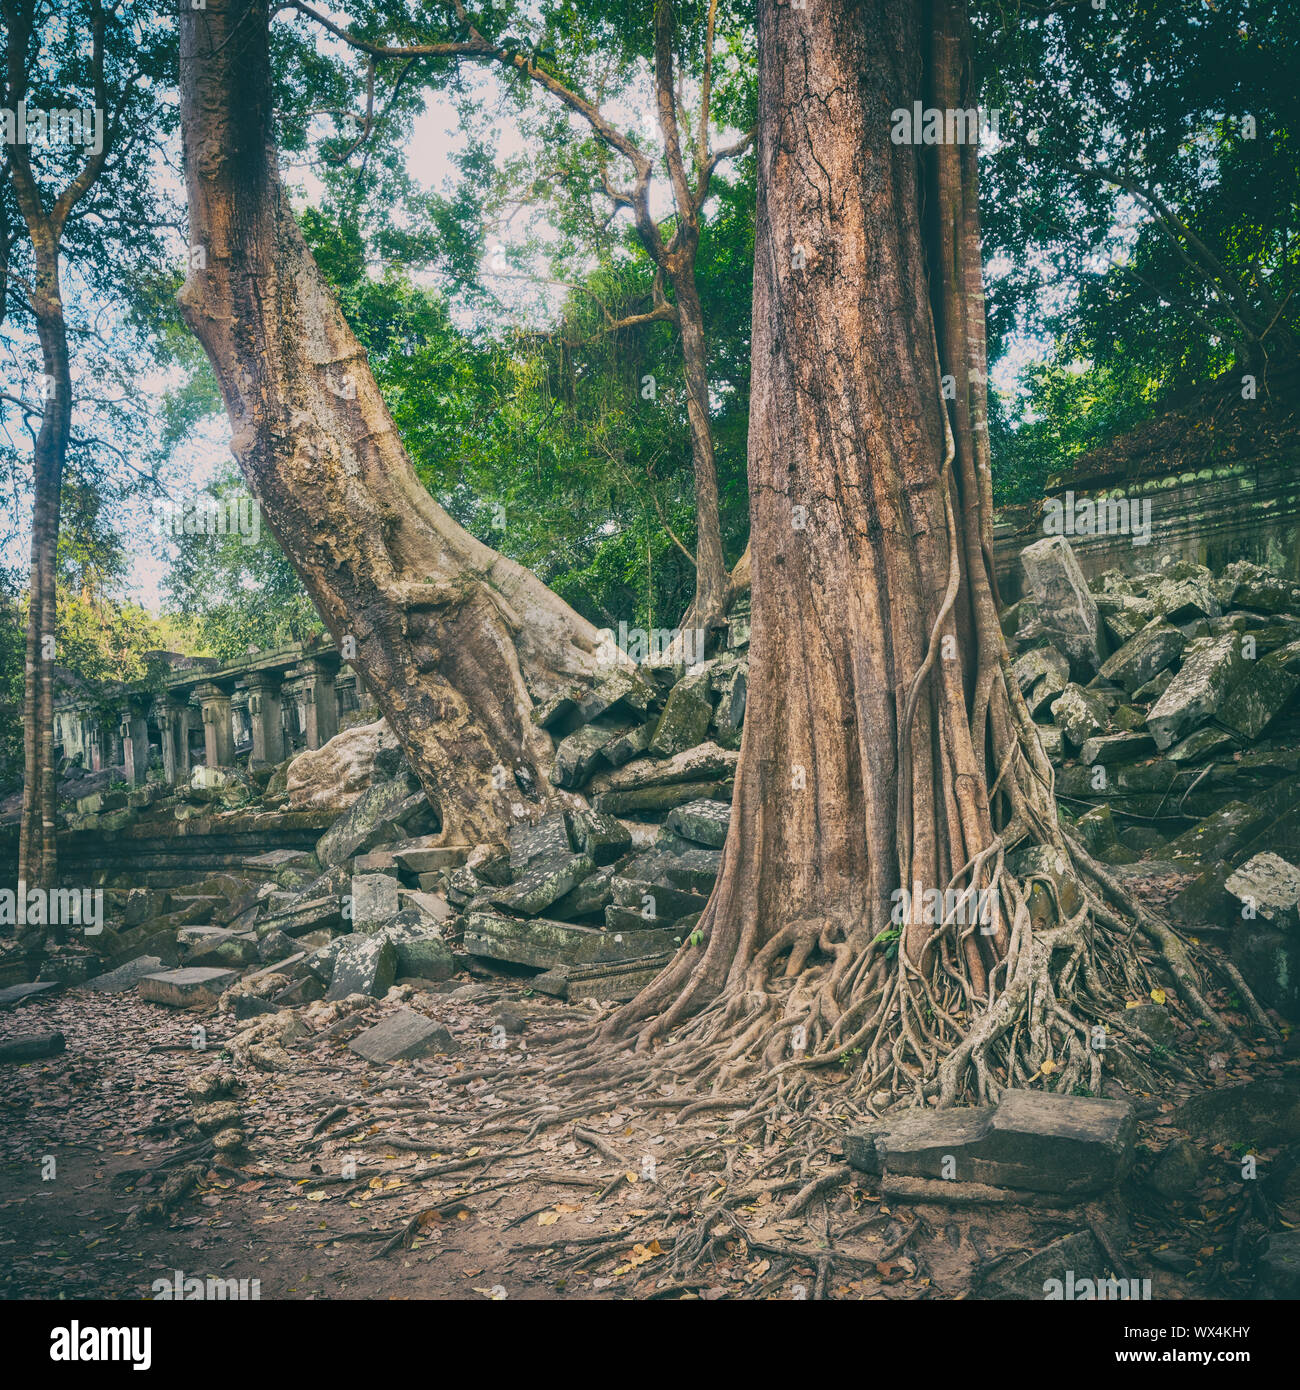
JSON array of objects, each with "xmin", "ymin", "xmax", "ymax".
[{"xmin": 53, "ymin": 638, "xmax": 372, "ymax": 786}]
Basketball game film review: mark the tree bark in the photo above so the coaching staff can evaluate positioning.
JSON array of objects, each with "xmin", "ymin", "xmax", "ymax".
[
  {"xmin": 623, "ymin": 0, "xmax": 974, "ymax": 1016},
  {"xmin": 177, "ymin": 0, "xmax": 619, "ymax": 845}
]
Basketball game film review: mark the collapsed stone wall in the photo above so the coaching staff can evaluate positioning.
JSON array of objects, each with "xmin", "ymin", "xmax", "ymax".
[{"xmin": 1013, "ymin": 539, "xmax": 1300, "ymax": 1020}]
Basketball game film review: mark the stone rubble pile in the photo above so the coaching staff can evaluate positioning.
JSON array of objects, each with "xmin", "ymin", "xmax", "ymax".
[
  {"xmin": 28, "ymin": 597, "xmax": 751, "ymax": 1018},
  {"xmin": 1012, "ymin": 541, "xmax": 1300, "ymax": 1019}
]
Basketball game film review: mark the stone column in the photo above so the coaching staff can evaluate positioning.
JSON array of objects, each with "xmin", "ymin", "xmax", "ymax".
[
  {"xmin": 245, "ymin": 671, "xmax": 284, "ymax": 767},
  {"xmin": 121, "ymin": 706, "xmax": 150, "ymax": 785},
  {"xmin": 173, "ymin": 700, "xmax": 194, "ymax": 783},
  {"xmin": 195, "ymin": 683, "xmax": 234, "ymax": 770},
  {"xmin": 157, "ymin": 697, "xmax": 194, "ymax": 786},
  {"xmin": 156, "ymin": 703, "xmax": 176, "ymax": 785},
  {"xmin": 302, "ymin": 658, "xmax": 339, "ymax": 749}
]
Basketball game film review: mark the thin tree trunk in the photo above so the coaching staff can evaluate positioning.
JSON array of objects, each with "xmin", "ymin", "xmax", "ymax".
[
  {"xmin": 672, "ymin": 274, "xmax": 729, "ymax": 634},
  {"xmin": 652, "ymin": 0, "xmax": 729, "ymax": 639},
  {"xmin": 177, "ymin": 0, "xmax": 619, "ymax": 845},
  {"xmin": 16, "ymin": 243, "xmax": 68, "ymax": 932}
]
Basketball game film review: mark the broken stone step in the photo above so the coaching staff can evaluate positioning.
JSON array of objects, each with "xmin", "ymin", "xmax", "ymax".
[
  {"xmin": 552, "ymin": 722, "xmax": 630, "ymax": 788},
  {"xmin": 349, "ymin": 1008, "xmax": 459, "ymax": 1062},
  {"xmin": 185, "ymin": 929, "xmax": 260, "ymax": 969},
  {"xmin": 575, "ymin": 666, "xmax": 657, "ymax": 723},
  {"xmin": 165, "ymin": 895, "xmax": 224, "ymax": 924},
  {"xmin": 649, "ymin": 670, "xmax": 714, "ymax": 757},
  {"xmin": 661, "ymin": 849, "xmax": 722, "ymax": 896},
  {"xmin": 353, "ymin": 850, "xmax": 399, "ymax": 876},
  {"xmin": 569, "ymin": 808, "xmax": 633, "ymax": 865},
  {"xmin": 1097, "ymin": 619, "xmax": 1185, "ymax": 694},
  {"xmin": 464, "ymin": 909, "xmax": 678, "ymax": 970},
  {"xmin": 547, "ymin": 867, "xmax": 615, "ymax": 921},
  {"xmin": 1146, "ymin": 632, "xmax": 1246, "ymax": 749},
  {"xmin": 1019, "ymin": 535, "xmax": 1108, "ymax": 678},
  {"xmin": 599, "ymin": 742, "xmax": 738, "ymax": 792},
  {"xmin": 601, "ymin": 722, "xmax": 656, "ymax": 767},
  {"xmin": 0, "ymin": 1030, "xmax": 65, "ymax": 1062},
  {"xmin": 1167, "ymin": 727, "xmax": 1236, "ymax": 763},
  {"xmin": 846, "ymin": 1090, "xmax": 1136, "ymax": 1197},
  {"xmin": 1050, "ymin": 682, "xmax": 1110, "ymax": 747},
  {"xmin": 352, "ymin": 872, "xmax": 400, "ymax": 932},
  {"xmin": 1164, "ymin": 800, "xmax": 1267, "ymax": 866},
  {"xmin": 138, "ymin": 967, "xmax": 240, "ymax": 1007},
  {"xmin": 396, "ymin": 888, "xmax": 451, "ymax": 924},
  {"xmin": 244, "ymin": 849, "xmax": 319, "ymax": 870},
  {"xmin": 1216, "ymin": 660, "xmax": 1299, "ymax": 741},
  {"xmin": 1225, "ymin": 852, "xmax": 1300, "ymax": 927},
  {"xmin": 0, "ymin": 981, "xmax": 64, "ymax": 1011},
  {"xmin": 315, "ymin": 776, "xmax": 435, "ymax": 867},
  {"xmin": 177, "ymin": 925, "xmax": 238, "ymax": 948}
]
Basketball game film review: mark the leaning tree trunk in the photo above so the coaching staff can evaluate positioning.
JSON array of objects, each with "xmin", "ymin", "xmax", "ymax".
[
  {"xmin": 608, "ymin": 0, "xmax": 1204, "ymax": 1107},
  {"xmin": 16, "ymin": 239, "xmax": 69, "ymax": 930},
  {"xmin": 177, "ymin": 0, "xmax": 619, "ymax": 845}
]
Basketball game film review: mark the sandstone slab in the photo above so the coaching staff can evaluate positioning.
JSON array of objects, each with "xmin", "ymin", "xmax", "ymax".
[
  {"xmin": 349, "ymin": 1008, "xmax": 459, "ymax": 1063},
  {"xmin": 138, "ymin": 968, "xmax": 240, "ymax": 1007},
  {"xmin": 845, "ymin": 1090, "xmax": 1135, "ymax": 1197}
]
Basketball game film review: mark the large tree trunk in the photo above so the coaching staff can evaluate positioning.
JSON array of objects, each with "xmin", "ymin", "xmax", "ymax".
[
  {"xmin": 607, "ymin": 0, "xmax": 1174, "ymax": 1107},
  {"xmin": 177, "ymin": 0, "xmax": 618, "ymax": 844},
  {"xmin": 16, "ymin": 241, "xmax": 68, "ymax": 921}
]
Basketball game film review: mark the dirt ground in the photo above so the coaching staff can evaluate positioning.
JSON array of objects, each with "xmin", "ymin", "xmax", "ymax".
[{"xmin": 2, "ymin": 892, "xmax": 1293, "ymax": 1304}]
